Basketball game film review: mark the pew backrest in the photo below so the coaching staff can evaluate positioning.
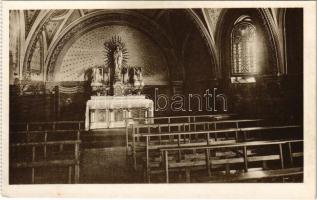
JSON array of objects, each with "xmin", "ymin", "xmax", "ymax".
[{"xmin": 11, "ymin": 121, "xmax": 85, "ymax": 132}]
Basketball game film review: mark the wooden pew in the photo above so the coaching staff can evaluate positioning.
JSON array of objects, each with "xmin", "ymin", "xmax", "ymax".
[
  {"xmin": 126, "ymin": 119, "xmax": 263, "ymax": 151},
  {"xmin": 10, "ymin": 130, "xmax": 81, "ymax": 184},
  {"xmin": 141, "ymin": 128, "xmax": 241, "ymax": 181},
  {"xmin": 160, "ymin": 140, "xmax": 303, "ymax": 183},
  {"xmin": 125, "ymin": 113, "xmax": 236, "ymax": 148},
  {"xmin": 130, "ymin": 125, "xmax": 301, "ymax": 174},
  {"xmin": 131, "ymin": 128, "xmax": 240, "ymax": 172}
]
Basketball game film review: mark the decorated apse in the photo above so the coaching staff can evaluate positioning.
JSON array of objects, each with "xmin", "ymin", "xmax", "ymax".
[{"xmin": 53, "ymin": 25, "xmax": 169, "ymax": 86}]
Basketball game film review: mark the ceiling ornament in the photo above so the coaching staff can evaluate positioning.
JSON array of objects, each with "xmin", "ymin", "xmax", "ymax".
[
  {"xmin": 24, "ymin": 10, "xmax": 40, "ymax": 37},
  {"xmin": 45, "ymin": 19, "xmax": 63, "ymax": 46}
]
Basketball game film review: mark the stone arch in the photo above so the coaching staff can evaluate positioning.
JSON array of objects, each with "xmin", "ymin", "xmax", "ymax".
[
  {"xmin": 215, "ymin": 8, "xmax": 283, "ymax": 80},
  {"xmin": 44, "ymin": 10, "xmax": 181, "ymax": 83},
  {"xmin": 22, "ymin": 10, "xmax": 55, "ymax": 78},
  {"xmin": 280, "ymin": 8, "xmax": 303, "ymax": 75},
  {"xmin": 185, "ymin": 9, "xmax": 220, "ymax": 79}
]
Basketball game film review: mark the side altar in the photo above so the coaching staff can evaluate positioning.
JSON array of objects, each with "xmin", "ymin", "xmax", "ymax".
[{"xmin": 85, "ymin": 36, "xmax": 154, "ymax": 130}]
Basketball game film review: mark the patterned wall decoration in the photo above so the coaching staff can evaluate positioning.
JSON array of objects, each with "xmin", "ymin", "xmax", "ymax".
[
  {"xmin": 44, "ymin": 10, "xmax": 69, "ymax": 46},
  {"xmin": 45, "ymin": 19, "xmax": 63, "ymax": 46},
  {"xmin": 54, "ymin": 25, "xmax": 169, "ymax": 85},
  {"xmin": 29, "ymin": 38, "xmax": 42, "ymax": 73},
  {"xmin": 204, "ymin": 8, "xmax": 222, "ymax": 37},
  {"xmin": 24, "ymin": 10, "xmax": 40, "ymax": 37}
]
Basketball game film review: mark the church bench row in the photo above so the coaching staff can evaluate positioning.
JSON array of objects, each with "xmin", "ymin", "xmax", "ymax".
[
  {"xmin": 10, "ymin": 133, "xmax": 81, "ymax": 184},
  {"xmin": 125, "ymin": 113, "xmax": 235, "ymax": 141},
  {"xmin": 146, "ymin": 138, "xmax": 302, "ymax": 173},
  {"xmin": 130, "ymin": 125, "xmax": 301, "ymax": 171},
  {"xmin": 126, "ymin": 119, "xmax": 264, "ymax": 149},
  {"xmin": 159, "ymin": 139, "xmax": 303, "ymax": 183}
]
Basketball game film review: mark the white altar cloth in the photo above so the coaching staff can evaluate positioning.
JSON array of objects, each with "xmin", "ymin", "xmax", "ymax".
[{"xmin": 85, "ymin": 96, "xmax": 154, "ymax": 130}]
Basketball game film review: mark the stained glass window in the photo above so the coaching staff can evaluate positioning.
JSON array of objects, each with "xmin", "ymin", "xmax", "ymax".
[{"xmin": 231, "ymin": 17, "xmax": 256, "ymax": 76}]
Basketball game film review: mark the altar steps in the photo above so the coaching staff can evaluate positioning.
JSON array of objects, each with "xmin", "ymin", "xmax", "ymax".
[{"xmin": 81, "ymin": 128, "xmax": 126, "ymax": 149}]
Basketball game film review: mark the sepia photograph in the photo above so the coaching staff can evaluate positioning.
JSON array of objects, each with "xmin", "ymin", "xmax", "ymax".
[{"xmin": 1, "ymin": 0, "xmax": 316, "ymax": 198}]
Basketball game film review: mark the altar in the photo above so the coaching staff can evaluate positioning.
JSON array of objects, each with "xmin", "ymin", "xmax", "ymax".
[
  {"xmin": 84, "ymin": 36, "xmax": 154, "ymax": 130},
  {"xmin": 85, "ymin": 96, "xmax": 153, "ymax": 130}
]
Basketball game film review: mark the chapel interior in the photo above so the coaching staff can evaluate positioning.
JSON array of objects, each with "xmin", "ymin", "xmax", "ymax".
[{"xmin": 9, "ymin": 8, "xmax": 303, "ymax": 184}]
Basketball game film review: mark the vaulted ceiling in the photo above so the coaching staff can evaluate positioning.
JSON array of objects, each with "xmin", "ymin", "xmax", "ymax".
[{"xmin": 9, "ymin": 8, "xmax": 286, "ymax": 85}]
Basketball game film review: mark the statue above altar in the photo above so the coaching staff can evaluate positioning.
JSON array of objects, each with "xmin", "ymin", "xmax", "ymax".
[
  {"xmin": 88, "ymin": 36, "xmax": 144, "ymax": 96},
  {"xmin": 113, "ymin": 45, "xmax": 123, "ymax": 82},
  {"xmin": 85, "ymin": 35, "xmax": 153, "ymax": 130}
]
